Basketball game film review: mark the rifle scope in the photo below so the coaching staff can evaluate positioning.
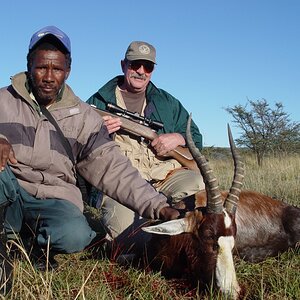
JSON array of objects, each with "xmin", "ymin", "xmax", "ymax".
[{"xmin": 107, "ymin": 103, "xmax": 164, "ymax": 131}]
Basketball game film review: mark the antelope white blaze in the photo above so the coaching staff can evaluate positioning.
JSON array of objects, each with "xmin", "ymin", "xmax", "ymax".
[
  {"xmin": 215, "ymin": 234, "xmax": 240, "ymax": 300},
  {"xmin": 223, "ymin": 209, "xmax": 232, "ymax": 229}
]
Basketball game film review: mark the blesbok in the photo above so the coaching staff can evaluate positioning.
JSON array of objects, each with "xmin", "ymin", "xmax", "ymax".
[
  {"xmin": 148, "ymin": 150, "xmax": 300, "ymax": 262},
  {"xmin": 142, "ymin": 115, "xmax": 245, "ymax": 300},
  {"xmin": 192, "ymin": 189, "xmax": 300, "ymax": 263},
  {"xmin": 142, "ymin": 115, "xmax": 300, "ymax": 299}
]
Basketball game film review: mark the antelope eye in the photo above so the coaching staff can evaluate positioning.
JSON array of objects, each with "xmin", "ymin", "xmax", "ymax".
[{"xmin": 213, "ymin": 243, "xmax": 220, "ymax": 251}]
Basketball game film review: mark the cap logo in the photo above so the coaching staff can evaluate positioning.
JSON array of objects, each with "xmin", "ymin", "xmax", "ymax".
[
  {"xmin": 37, "ymin": 31, "xmax": 64, "ymax": 39},
  {"xmin": 37, "ymin": 33, "xmax": 46, "ymax": 38},
  {"xmin": 139, "ymin": 45, "xmax": 150, "ymax": 55}
]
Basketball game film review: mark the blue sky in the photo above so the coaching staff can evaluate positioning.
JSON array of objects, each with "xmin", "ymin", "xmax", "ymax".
[{"xmin": 1, "ymin": 1, "xmax": 299, "ymax": 147}]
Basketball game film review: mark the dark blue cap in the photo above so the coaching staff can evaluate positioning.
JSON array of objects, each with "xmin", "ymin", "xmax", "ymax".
[{"xmin": 29, "ymin": 26, "xmax": 71, "ymax": 53}]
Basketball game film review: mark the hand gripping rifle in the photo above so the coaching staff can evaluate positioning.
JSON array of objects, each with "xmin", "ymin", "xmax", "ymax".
[{"xmin": 92, "ymin": 103, "xmax": 198, "ymax": 171}]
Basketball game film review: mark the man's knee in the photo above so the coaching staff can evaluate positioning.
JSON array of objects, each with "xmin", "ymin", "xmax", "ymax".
[
  {"xmin": 59, "ymin": 224, "xmax": 95, "ymax": 253},
  {"xmin": 37, "ymin": 218, "xmax": 95, "ymax": 254},
  {"xmin": 184, "ymin": 173, "xmax": 205, "ymax": 191},
  {"xmin": 0, "ymin": 166, "xmax": 19, "ymax": 207},
  {"xmin": 101, "ymin": 197, "xmax": 136, "ymax": 238},
  {"xmin": 158, "ymin": 169, "xmax": 204, "ymax": 201}
]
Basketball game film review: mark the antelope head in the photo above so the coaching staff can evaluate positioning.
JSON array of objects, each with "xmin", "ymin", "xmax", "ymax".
[{"xmin": 142, "ymin": 115, "xmax": 244, "ymax": 299}]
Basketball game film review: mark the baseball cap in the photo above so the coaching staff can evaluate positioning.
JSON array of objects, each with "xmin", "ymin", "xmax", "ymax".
[
  {"xmin": 125, "ymin": 41, "xmax": 156, "ymax": 64},
  {"xmin": 29, "ymin": 26, "xmax": 71, "ymax": 53}
]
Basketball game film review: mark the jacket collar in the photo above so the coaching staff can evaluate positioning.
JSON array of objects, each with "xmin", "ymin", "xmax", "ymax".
[{"xmin": 10, "ymin": 72, "xmax": 80, "ymax": 111}]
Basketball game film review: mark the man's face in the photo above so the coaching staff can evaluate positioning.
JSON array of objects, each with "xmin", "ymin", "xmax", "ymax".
[
  {"xmin": 121, "ymin": 59, "xmax": 154, "ymax": 93},
  {"xmin": 29, "ymin": 49, "xmax": 70, "ymax": 106}
]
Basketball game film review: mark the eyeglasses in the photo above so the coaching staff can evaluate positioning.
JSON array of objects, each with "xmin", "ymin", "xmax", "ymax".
[{"xmin": 127, "ymin": 60, "xmax": 154, "ymax": 73}]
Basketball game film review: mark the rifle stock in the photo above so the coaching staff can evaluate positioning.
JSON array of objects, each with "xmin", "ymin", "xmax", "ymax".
[{"xmin": 94, "ymin": 108, "xmax": 198, "ymax": 171}]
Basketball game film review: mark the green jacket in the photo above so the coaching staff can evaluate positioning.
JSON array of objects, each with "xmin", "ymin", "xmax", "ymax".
[{"xmin": 87, "ymin": 76, "xmax": 203, "ymax": 149}]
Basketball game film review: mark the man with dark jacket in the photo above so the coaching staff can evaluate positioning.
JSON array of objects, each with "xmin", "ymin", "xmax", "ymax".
[
  {"xmin": 87, "ymin": 41, "xmax": 204, "ymax": 253},
  {"xmin": 0, "ymin": 27, "xmax": 179, "ymax": 291}
]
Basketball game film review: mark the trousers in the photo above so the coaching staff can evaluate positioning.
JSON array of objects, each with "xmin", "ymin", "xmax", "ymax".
[{"xmin": 0, "ymin": 166, "xmax": 96, "ymax": 254}]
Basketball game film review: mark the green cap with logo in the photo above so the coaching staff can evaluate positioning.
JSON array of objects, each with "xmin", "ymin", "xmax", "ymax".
[{"xmin": 125, "ymin": 41, "xmax": 156, "ymax": 64}]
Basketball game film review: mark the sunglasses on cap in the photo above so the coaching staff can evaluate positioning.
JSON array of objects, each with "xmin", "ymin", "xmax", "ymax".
[{"xmin": 127, "ymin": 60, "xmax": 155, "ymax": 73}]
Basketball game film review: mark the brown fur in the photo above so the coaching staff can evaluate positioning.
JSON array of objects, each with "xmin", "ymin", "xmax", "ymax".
[{"xmin": 176, "ymin": 190, "xmax": 300, "ymax": 262}]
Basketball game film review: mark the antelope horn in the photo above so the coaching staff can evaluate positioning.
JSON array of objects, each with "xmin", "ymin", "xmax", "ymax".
[
  {"xmin": 186, "ymin": 114, "xmax": 223, "ymax": 214},
  {"xmin": 224, "ymin": 124, "xmax": 245, "ymax": 214}
]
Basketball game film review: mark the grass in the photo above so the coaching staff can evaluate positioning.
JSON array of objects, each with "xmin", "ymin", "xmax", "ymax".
[
  {"xmin": 2, "ymin": 153, "xmax": 300, "ymax": 299},
  {"xmin": 211, "ymin": 153, "xmax": 300, "ymax": 206}
]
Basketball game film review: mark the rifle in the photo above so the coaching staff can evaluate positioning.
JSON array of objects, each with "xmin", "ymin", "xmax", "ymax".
[{"xmin": 91, "ymin": 103, "xmax": 198, "ymax": 171}]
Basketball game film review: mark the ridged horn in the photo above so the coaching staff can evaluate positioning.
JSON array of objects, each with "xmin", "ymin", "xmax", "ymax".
[
  {"xmin": 186, "ymin": 114, "xmax": 223, "ymax": 214},
  {"xmin": 224, "ymin": 124, "xmax": 245, "ymax": 214}
]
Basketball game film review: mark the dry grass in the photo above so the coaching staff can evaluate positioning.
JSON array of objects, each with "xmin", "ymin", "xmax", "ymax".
[{"xmin": 211, "ymin": 153, "xmax": 300, "ymax": 206}]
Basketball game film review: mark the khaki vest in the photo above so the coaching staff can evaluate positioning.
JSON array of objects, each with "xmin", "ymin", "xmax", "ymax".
[{"xmin": 114, "ymin": 88, "xmax": 181, "ymax": 181}]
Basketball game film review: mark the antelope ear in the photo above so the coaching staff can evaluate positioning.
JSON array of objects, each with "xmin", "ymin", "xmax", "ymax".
[{"xmin": 142, "ymin": 218, "xmax": 188, "ymax": 235}]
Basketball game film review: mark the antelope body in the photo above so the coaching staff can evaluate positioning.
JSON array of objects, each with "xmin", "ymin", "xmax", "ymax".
[{"xmin": 231, "ymin": 191, "xmax": 299, "ymax": 261}]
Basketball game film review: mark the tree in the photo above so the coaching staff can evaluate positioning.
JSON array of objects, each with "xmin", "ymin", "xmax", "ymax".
[{"xmin": 225, "ymin": 99, "xmax": 300, "ymax": 166}]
